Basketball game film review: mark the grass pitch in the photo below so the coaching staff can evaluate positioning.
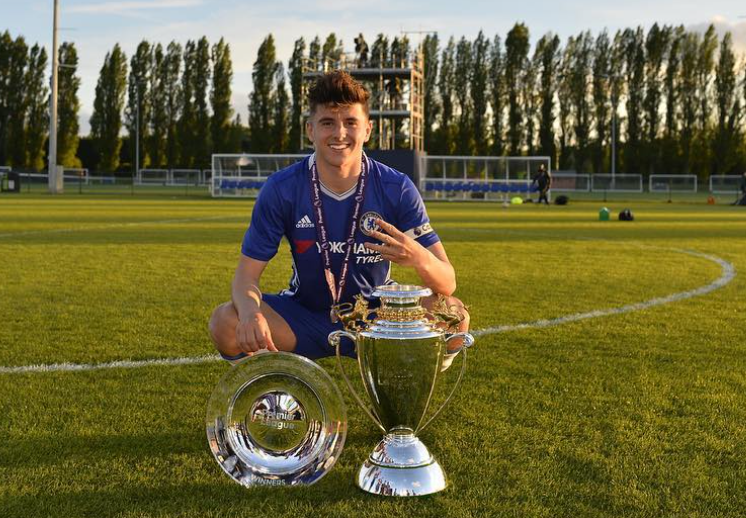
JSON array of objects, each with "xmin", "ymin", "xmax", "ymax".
[{"xmin": 1, "ymin": 193, "xmax": 745, "ymax": 517}]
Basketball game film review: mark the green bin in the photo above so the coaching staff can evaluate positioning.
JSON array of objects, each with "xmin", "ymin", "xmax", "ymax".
[{"xmin": 599, "ymin": 207, "xmax": 610, "ymax": 221}]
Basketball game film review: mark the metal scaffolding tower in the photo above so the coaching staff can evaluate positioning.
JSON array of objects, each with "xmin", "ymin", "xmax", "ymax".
[{"xmin": 301, "ymin": 46, "xmax": 424, "ymax": 152}]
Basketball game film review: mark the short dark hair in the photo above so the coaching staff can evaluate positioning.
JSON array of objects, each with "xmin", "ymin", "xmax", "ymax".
[{"xmin": 308, "ymin": 70, "xmax": 370, "ymax": 116}]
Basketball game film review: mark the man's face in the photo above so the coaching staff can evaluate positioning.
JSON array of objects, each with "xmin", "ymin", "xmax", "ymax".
[{"xmin": 306, "ymin": 103, "xmax": 372, "ymax": 170}]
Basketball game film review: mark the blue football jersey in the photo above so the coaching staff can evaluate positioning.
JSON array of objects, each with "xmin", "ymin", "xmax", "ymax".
[{"xmin": 241, "ymin": 154, "xmax": 440, "ymax": 311}]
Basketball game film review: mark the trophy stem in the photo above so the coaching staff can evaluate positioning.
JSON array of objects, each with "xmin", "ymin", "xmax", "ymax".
[{"xmin": 356, "ymin": 432, "xmax": 447, "ymax": 497}]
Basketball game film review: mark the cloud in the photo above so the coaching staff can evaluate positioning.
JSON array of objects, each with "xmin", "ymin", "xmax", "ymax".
[
  {"xmin": 687, "ymin": 17, "xmax": 746, "ymax": 54},
  {"xmin": 68, "ymin": 0, "xmax": 203, "ymax": 16}
]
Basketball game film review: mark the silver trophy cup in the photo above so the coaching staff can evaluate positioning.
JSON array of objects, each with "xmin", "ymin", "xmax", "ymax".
[{"xmin": 328, "ymin": 284, "xmax": 475, "ymax": 497}]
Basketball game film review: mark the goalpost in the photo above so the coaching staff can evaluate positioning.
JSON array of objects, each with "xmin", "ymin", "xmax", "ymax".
[
  {"xmin": 649, "ymin": 174, "xmax": 697, "ymax": 193},
  {"xmin": 211, "ymin": 154, "xmax": 305, "ymax": 198},
  {"xmin": 418, "ymin": 155, "xmax": 551, "ymax": 201},
  {"xmin": 591, "ymin": 174, "xmax": 643, "ymax": 193},
  {"xmin": 709, "ymin": 175, "xmax": 742, "ymax": 194}
]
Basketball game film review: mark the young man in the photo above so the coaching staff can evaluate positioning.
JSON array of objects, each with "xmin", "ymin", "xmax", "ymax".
[
  {"xmin": 209, "ymin": 70, "xmax": 468, "ymax": 362},
  {"xmin": 532, "ymin": 164, "xmax": 551, "ymax": 205}
]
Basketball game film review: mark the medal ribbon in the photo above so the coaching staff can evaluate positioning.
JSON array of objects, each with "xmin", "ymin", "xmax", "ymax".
[{"xmin": 309, "ymin": 154, "xmax": 368, "ymax": 312}]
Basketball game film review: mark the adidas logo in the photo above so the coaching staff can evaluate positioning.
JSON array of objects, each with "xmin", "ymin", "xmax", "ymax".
[{"xmin": 295, "ymin": 215, "xmax": 314, "ymax": 229}]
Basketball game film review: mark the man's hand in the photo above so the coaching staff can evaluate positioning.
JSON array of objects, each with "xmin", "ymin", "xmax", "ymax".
[
  {"xmin": 235, "ymin": 311, "xmax": 278, "ymax": 355},
  {"xmin": 364, "ymin": 218, "xmax": 427, "ymax": 268}
]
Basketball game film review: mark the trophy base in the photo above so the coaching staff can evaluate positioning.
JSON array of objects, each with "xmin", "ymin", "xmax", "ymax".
[{"xmin": 357, "ymin": 432, "xmax": 446, "ymax": 497}]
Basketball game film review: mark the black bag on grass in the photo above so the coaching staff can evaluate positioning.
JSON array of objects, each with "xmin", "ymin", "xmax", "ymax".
[
  {"xmin": 619, "ymin": 208, "xmax": 634, "ymax": 221},
  {"xmin": 555, "ymin": 195, "xmax": 569, "ymax": 205}
]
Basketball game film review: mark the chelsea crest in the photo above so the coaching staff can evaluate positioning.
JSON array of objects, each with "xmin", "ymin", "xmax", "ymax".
[{"xmin": 359, "ymin": 211, "xmax": 382, "ymax": 236}]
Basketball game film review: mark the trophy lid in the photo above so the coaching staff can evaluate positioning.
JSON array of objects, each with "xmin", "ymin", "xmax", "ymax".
[
  {"xmin": 372, "ymin": 284, "xmax": 432, "ymax": 304},
  {"xmin": 206, "ymin": 352, "xmax": 347, "ymax": 487}
]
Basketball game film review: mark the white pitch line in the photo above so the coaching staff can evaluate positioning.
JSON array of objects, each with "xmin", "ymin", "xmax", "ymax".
[
  {"xmin": 0, "ymin": 248, "xmax": 734, "ymax": 375},
  {"xmin": 473, "ymin": 249, "xmax": 735, "ymax": 337},
  {"xmin": 0, "ymin": 215, "xmax": 240, "ymax": 239},
  {"xmin": 0, "ymin": 354, "xmax": 223, "ymax": 374}
]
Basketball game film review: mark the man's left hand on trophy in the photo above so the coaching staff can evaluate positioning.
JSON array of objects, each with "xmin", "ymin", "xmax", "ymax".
[{"xmin": 364, "ymin": 218, "xmax": 471, "ymax": 360}]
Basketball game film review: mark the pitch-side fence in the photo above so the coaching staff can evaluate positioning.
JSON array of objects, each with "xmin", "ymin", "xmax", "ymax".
[{"xmin": 6, "ymin": 168, "xmax": 211, "ymax": 195}]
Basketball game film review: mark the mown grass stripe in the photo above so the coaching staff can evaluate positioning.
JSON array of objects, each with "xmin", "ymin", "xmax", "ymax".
[
  {"xmin": 0, "ymin": 249, "xmax": 734, "ymax": 375},
  {"xmin": 0, "ymin": 215, "xmax": 237, "ymax": 239},
  {"xmin": 474, "ymin": 249, "xmax": 735, "ymax": 336}
]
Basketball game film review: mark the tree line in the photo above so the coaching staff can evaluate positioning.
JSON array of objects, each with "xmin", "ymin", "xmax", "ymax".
[
  {"xmin": 0, "ymin": 31, "xmax": 53, "ymax": 171},
  {"xmin": 1, "ymin": 24, "xmax": 745, "ymax": 177},
  {"xmin": 89, "ymin": 37, "xmax": 243, "ymax": 171}
]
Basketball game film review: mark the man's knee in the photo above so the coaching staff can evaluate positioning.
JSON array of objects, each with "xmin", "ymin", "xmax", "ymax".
[{"xmin": 209, "ymin": 302, "xmax": 236, "ymax": 348}]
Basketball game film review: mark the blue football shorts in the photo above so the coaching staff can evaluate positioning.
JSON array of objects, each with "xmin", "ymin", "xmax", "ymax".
[{"xmin": 219, "ymin": 293, "xmax": 357, "ymax": 362}]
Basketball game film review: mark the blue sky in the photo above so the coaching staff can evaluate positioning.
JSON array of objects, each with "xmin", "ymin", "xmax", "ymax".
[{"xmin": 3, "ymin": 0, "xmax": 746, "ymax": 134}]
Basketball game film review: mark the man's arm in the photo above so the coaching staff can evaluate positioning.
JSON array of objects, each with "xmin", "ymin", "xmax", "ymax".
[
  {"xmin": 231, "ymin": 255, "xmax": 278, "ymax": 353},
  {"xmin": 365, "ymin": 219, "xmax": 456, "ymax": 296}
]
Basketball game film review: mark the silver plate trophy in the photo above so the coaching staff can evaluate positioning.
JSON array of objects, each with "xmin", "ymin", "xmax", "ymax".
[
  {"xmin": 328, "ymin": 284, "xmax": 475, "ymax": 497},
  {"xmin": 206, "ymin": 352, "xmax": 347, "ymax": 487}
]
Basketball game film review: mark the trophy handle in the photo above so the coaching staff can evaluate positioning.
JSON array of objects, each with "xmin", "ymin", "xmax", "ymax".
[
  {"xmin": 416, "ymin": 332, "xmax": 475, "ymax": 434},
  {"xmin": 328, "ymin": 330, "xmax": 387, "ymax": 433}
]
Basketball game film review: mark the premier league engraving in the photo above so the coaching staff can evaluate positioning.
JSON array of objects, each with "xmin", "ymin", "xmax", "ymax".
[
  {"xmin": 206, "ymin": 352, "xmax": 347, "ymax": 487},
  {"xmin": 328, "ymin": 285, "xmax": 475, "ymax": 497}
]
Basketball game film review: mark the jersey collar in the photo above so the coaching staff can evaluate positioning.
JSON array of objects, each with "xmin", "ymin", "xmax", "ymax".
[{"xmin": 308, "ymin": 152, "xmax": 370, "ymax": 202}]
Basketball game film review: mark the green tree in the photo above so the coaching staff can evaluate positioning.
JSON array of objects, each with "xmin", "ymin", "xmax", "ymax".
[
  {"xmin": 453, "ymin": 37, "xmax": 473, "ymax": 155},
  {"xmin": 126, "ymin": 40, "xmax": 152, "ymax": 171},
  {"xmin": 0, "ymin": 31, "xmax": 12, "ymax": 165},
  {"xmin": 505, "ymin": 23, "xmax": 530, "ymax": 155},
  {"xmin": 679, "ymin": 31, "xmax": 700, "ymax": 174},
  {"xmin": 57, "ymin": 42, "xmax": 81, "ymax": 168},
  {"xmin": 149, "ymin": 43, "xmax": 167, "ymax": 167},
  {"xmin": 436, "ymin": 37, "xmax": 456, "ymax": 154},
  {"xmin": 557, "ymin": 37, "xmax": 574, "ymax": 169},
  {"xmin": 422, "ymin": 34, "xmax": 440, "ymax": 153},
  {"xmin": 163, "ymin": 42, "xmax": 182, "ymax": 168},
  {"xmin": 591, "ymin": 31, "xmax": 611, "ymax": 174},
  {"xmin": 712, "ymin": 32, "xmax": 741, "ymax": 174},
  {"xmin": 523, "ymin": 43, "xmax": 540, "ymax": 155},
  {"xmin": 228, "ymin": 114, "xmax": 248, "ymax": 152},
  {"xmin": 322, "ymin": 33, "xmax": 343, "ymax": 69},
  {"xmin": 622, "ymin": 27, "xmax": 645, "ymax": 174},
  {"xmin": 249, "ymin": 35, "xmax": 277, "ymax": 152},
  {"xmin": 193, "ymin": 36, "xmax": 211, "ymax": 167},
  {"xmin": 24, "ymin": 44, "xmax": 49, "ymax": 171},
  {"xmin": 308, "ymin": 36, "xmax": 322, "ymax": 71},
  {"xmin": 6, "ymin": 35, "xmax": 28, "ymax": 167},
  {"xmin": 662, "ymin": 26, "xmax": 685, "ymax": 172},
  {"xmin": 273, "ymin": 63, "xmax": 290, "ymax": 153},
  {"xmin": 697, "ymin": 26, "xmax": 718, "ymax": 132},
  {"xmin": 288, "ymin": 37, "xmax": 305, "ymax": 151},
  {"xmin": 471, "ymin": 31, "xmax": 490, "ymax": 155},
  {"xmin": 367, "ymin": 34, "xmax": 389, "ymax": 149},
  {"xmin": 179, "ymin": 40, "xmax": 196, "ymax": 167},
  {"xmin": 211, "ymin": 38, "xmax": 234, "ymax": 154},
  {"xmin": 692, "ymin": 25, "xmax": 718, "ymax": 178},
  {"xmin": 489, "ymin": 35, "xmax": 506, "ymax": 156},
  {"xmin": 643, "ymin": 23, "xmax": 671, "ymax": 173},
  {"xmin": 569, "ymin": 31, "xmax": 593, "ymax": 172},
  {"xmin": 90, "ymin": 44, "xmax": 128, "ymax": 172},
  {"xmin": 536, "ymin": 33, "xmax": 560, "ymax": 163}
]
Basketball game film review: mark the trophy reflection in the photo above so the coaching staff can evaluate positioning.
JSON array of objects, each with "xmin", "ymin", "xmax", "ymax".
[{"xmin": 328, "ymin": 284, "xmax": 475, "ymax": 497}]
